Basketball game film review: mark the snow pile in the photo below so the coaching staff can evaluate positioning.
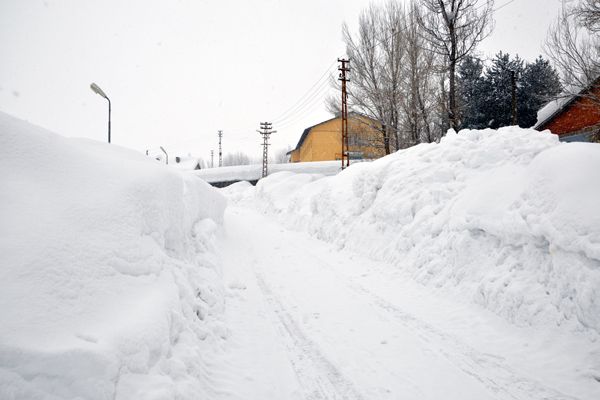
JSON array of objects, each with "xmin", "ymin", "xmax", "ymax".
[
  {"xmin": 231, "ymin": 127, "xmax": 600, "ymax": 337},
  {"xmin": 0, "ymin": 112, "xmax": 227, "ymax": 399}
]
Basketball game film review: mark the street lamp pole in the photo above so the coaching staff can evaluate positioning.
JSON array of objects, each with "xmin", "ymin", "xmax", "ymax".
[
  {"xmin": 90, "ymin": 83, "xmax": 111, "ymax": 143},
  {"xmin": 107, "ymin": 96, "xmax": 111, "ymax": 144}
]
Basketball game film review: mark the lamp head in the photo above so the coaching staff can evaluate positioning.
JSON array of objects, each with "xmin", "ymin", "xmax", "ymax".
[{"xmin": 90, "ymin": 83, "xmax": 108, "ymax": 99}]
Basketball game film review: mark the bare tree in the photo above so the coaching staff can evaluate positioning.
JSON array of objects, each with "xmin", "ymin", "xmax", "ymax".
[
  {"xmin": 400, "ymin": 1, "xmax": 439, "ymax": 145},
  {"xmin": 573, "ymin": 0, "xmax": 600, "ymax": 32},
  {"xmin": 273, "ymin": 146, "xmax": 292, "ymax": 164},
  {"xmin": 545, "ymin": 1, "xmax": 600, "ymax": 98},
  {"xmin": 418, "ymin": 0, "xmax": 494, "ymax": 131},
  {"xmin": 341, "ymin": 2, "xmax": 406, "ymax": 154},
  {"xmin": 222, "ymin": 151, "xmax": 252, "ymax": 167}
]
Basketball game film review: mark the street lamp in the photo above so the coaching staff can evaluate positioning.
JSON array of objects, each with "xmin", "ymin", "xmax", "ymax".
[{"xmin": 90, "ymin": 82, "xmax": 111, "ymax": 143}]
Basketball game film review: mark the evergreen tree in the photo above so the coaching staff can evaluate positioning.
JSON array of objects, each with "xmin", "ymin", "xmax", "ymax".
[
  {"xmin": 483, "ymin": 52, "xmax": 524, "ymax": 129},
  {"xmin": 455, "ymin": 53, "xmax": 562, "ymax": 130},
  {"xmin": 518, "ymin": 56, "xmax": 562, "ymax": 127},
  {"xmin": 457, "ymin": 55, "xmax": 487, "ymax": 129}
]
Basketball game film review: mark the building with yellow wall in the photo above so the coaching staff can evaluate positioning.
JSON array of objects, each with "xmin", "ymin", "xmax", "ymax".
[{"xmin": 288, "ymin": 113, "xmax": 385, "ymax": 163}]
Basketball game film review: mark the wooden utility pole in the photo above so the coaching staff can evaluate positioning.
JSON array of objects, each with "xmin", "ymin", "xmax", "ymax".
[
  {"xmin": 210, "ymin": 150, "xmax": 214, "ymax": 168},
  {"xmin": 338, "ymin": 58, "xmax": 350, "ymax": 169},
  {"xmin": 257, "ymin": 122, "xmax": 276, "ymax": 178},
  {"xmin": 511, "ymin": 70, "xmax": 518, "ymax": 125},
  {"xmin": 218, "ymin": 130, "xmax": 223, "ymax": 167}
]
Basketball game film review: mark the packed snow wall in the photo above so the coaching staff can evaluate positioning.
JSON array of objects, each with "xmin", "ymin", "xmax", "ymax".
[
  {"xmin": 234, "ymin": 127, "xmax": 600, "ymax": 338},
  {"xmin": 0, "ymin": 112, "xmax": 227, "ymax": 399}
]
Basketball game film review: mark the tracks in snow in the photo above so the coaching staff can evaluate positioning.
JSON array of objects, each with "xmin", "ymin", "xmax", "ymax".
[
  {"xmin": 340, "ymin": 277, "xmax": 577, "ymax": 400},
  {"xmin": 222, "ymin": 206, "xmax": 586, "ymax": 400},
  {"xmin": 255, "ymin": 272, "xmax": 365, "ymax": 400}
]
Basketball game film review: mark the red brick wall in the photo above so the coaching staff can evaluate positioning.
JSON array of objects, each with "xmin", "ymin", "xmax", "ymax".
[{"xmin": 542, "ymin": 87, "xmax": 600, "ymax": 136}]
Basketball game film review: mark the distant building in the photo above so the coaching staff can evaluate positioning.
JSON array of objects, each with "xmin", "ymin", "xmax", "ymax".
[
  {"xmin": 288, "ymin": 113, "xmax": 385, "ymax": 163},
  {"xmin": 173, "ymin": 156, "xmax": 202, "ymax": 170},
  {"xmin": 535, "ymin": 78, "xmax": 600, "ymax": 142}
]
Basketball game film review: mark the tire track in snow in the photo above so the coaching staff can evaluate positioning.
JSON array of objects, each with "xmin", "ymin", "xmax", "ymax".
[
  {"xmin": 341, "ymin": 277, "xmax": 578, "ymax": 400},
  {"xmin": 254, "ymin": 272, "xmax": 365, "ymax": 400}
]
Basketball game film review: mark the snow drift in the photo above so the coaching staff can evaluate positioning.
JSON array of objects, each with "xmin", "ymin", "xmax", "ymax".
[
  {"xmin": 0, "ymin": 112, "xmax": 227, "ymax": 399},
  {"xmin": 229, "ymin": 127, "xmax": 600, "ymax": 337}
]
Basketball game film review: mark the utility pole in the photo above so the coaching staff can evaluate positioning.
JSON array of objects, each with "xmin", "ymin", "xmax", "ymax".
[
  {"xmin": 510, "ymin": 70, "xmax": 518, "ymax": 126},
  {"xmin": 338, "ymin": 58, "xmax": 350, "ymax": 169},
  {"xmin": 257, "ymin": 122, "xmax": 276, "ymax": 178},
  {"xmin": 218, "ymin": 130, "xmax": 223, "ymax": 167},
  {"xmin": 210, "ymin": 150, "xmax": 214, "ymax": 168}
]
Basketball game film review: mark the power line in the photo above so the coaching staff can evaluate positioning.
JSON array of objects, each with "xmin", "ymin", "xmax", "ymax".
[
  {"xmin": 274, "ymin": 80, "xmax": 334, "ymax": 127},
  {"xmin": 275, "ymin": 88, "xmax": 334, "ymax": 131},
  {"xmin": 493, "ymin": 0, "xmax": 518, "ymax": 12},
  {"xmin": 274, "ymin": 78, "xmax": 332, "ymax": 124},
  {"xmin": 271, "ymin": 60, "xmax": 337, "ymax": 123}
]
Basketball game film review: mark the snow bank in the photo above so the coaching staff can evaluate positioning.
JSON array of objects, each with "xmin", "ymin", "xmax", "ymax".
[
  {"xmin": 0, "ymin": 112, "xmax": 227, "ymax": 399},
  {"xmin": 231, "ymin": 127, "xmax": 600, "ymax": 337}
]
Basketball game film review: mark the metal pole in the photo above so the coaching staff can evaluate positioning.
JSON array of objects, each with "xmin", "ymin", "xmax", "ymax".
[
  {"xmin": 90, "ymin": 83, "xmax": 112, "ymax": 144},
  {"xmin": 107, "ymin": 97, "xmax": 111, "ymax": 144},
  {"xmin": 218, "ymin": 130, "xmax": 223, "ymax": 167},
  {"xmin": 159, "ymin": 146, "xmax": 168, "ymax": 165},
  {"xmin": 257, "ymin": 122, "xmax": 276, "ymax": 178},
  {"xmin": 511, "ymin": 70, "xmax": 518, "ymax": 126}
]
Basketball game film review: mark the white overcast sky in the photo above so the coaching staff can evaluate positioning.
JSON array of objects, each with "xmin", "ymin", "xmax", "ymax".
[{"xmin": 0, "ymin": 0, "xmax": 563, "ymax": 161}]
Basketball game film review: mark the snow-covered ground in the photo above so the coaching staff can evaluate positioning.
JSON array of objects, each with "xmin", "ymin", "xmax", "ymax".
[
  {"xmin": 216, "ymin": 204, "xmax": 599, "ymax": 399},
  {"xmin": 0, "ymin": 112, "xmax": 228, "ymax": 399},
  {"xmin": 231, "ymin": 127, "xmax": 600, "ymax": 340},
  {"xmin": 2, "ymin": 113, "xmax": 600, "ymax": 400},
  {"xmin": 220, "ymin": 127, "xmax": 600, "ymax": 399}
]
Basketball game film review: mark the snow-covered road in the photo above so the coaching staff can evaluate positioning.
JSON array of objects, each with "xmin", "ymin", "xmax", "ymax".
[{"xmin": 216, "ymin": 206, "xmax": 598, "ymax": 400}]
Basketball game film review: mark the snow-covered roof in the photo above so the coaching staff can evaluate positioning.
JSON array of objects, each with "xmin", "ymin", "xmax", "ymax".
[
  {"xmin": 534, "ymin": 95, "xmax": 575, "ymax": 130},
  {"xmin": 194, "ymin": 161, "xmax": 348, "ymax": 183},
  {"xmin": 172, "ymin": 156, "xmax": 201, "ymax": 170},
  {"xmin": 534, "ymin": 77, "xmax": 600, "ymax": 130}
]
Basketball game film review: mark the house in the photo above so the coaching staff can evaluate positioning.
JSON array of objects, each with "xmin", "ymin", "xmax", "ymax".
[
  {"xmin": 534, "ymin": 78, "xmax": 600, "ymax": 142},
  {"xmin": 288, "ymin": 113, "xmax": 385, "ymax": 163}
]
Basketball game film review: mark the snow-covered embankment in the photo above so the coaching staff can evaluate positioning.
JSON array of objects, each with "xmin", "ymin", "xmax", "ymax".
[
  {"xmin": 0, "ymin": 112, "xmax": 227, "ymax": 399},
  {"xmin": 230, "ymin": 127, "xmax": 600, "ymax": 338}
]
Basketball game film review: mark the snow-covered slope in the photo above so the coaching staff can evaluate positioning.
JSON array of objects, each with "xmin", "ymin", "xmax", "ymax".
[
  {"xmin": 228, "ymin": 127, "xmax": 600, "ymax": 338},
  {"xmin": 0, "ymin": 112, "xmax": 227, "ymax": 399}
]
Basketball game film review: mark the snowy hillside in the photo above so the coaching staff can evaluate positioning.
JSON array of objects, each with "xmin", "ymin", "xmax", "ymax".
[
  {"xmin": 0, "ymin": 112, "xmax": 227, "ymax": 399},
  {"xmin": 228, "ymin": 127, "xmax": 600, "ymax": 338}
]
